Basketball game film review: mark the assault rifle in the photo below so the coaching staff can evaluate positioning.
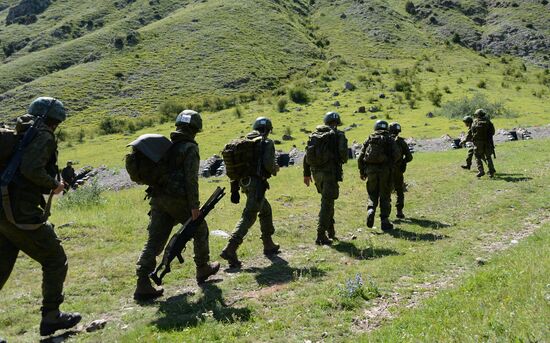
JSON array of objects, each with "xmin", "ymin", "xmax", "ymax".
[{"xmin": 150, "ymin": 186, "xmax": 226, "ymax": 286}]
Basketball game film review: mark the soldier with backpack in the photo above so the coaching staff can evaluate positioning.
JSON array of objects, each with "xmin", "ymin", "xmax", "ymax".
[
  {"xmin": 389, "ymin": 122, "xmax": 413, "ymax": 219},
  {"xmin": 303, "ymin": 112, "xmax": 348, "ymax": 245},
  {"xmin": 358, "ymin": 120, "xmax": 399, "ymax": 231},
  {"xmin": 0, "ymin": 97, "xmax": 82, "ymax": 336},
  {"xmin": 460, "ymin": 116, "xmax": 474, "ymax": 170},
  {"xmin": 132, "ymin": 110, "xmax": 219, "ymax": 301},
  {"xmin": 471, "ymin": 109, "xmax": 496, "ymax": 178},
  {"xmin": 220, "ymin": 117, "xmax": 280, "ymax": 268}
]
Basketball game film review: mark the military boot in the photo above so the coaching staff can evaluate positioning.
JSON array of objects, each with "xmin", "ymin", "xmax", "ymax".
[
  {"xmin": 262, "ymin": 236, "xmax": 280, "ymax": 255},
  {"xmin": 196, "ymin": 262, "xmax": 220, "ymax": 284},
  {"xmin": 134, "ymin": 277, "xmax": 163, "ymax": 301},
  {"xmin": 220, "ymin": 240, "xmax": 242, "ymax": 268},
  {"xmin": 461, "ymin": 164, "xmax": 470, "ymax": 170},
  {"xmin": 327, "ymin": 221, "xmax": 338, "ymax": 241},
  {"xmin": 396, "ymin": 209, "xmax": 405, "ymax": 219},
  {"xmin": 381, "ymin": 218, "xmax": 394, "ymax": 231},
  {"xmin": 40, "ymin": 310, "xmax": 82, "ymax": 336},
  {"xmin": 315, "ymin": 232, "xmax": 333, "ymax": 245},
  {"xmin": 476, "ymin": 171, "xmax": 485, "ymax": 178},
  {"xmin": 366, "ymin": 209, "xmax": 375, "ymax": 228}
]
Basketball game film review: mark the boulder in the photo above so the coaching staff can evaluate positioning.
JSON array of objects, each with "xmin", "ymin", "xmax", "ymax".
[
  {"xmin": 358, "ymin": 106, "xmax": 366, "ymax": 113},
  {"xmin": 344, "ymin": 81, "xmax": 356, "ymax": 91}
]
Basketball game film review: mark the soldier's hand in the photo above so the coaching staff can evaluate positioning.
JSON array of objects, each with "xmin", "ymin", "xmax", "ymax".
[
  {"xmin": 191, "ymin": 208, "xmax": 201, "ymax": 221},
  {"xmin": 53, "ymin": 182, "xmax": 65, "ymax": 195},
  {"xmin": 304, "ymin": 176, "xmax": 311, "ymax": 187}
]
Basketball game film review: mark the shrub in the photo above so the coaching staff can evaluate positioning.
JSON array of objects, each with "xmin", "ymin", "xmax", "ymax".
[
  {"xmin": 394, "ymin": 80, "xmax": 412, "ymax": 92},
  {"xmin": 427, "ymin": 87, "xmax": 443, "ymax": 107},
  {"xmin": 337, "ymin": 274, "xmax": 380, "ymax": 310},
  {"xmin": 78, "ymin": 129, "xmax": 85, "ymax": 143},
  {"xmin": 289, "ymin": 86, "xmax": 310, "ymax": 104},
  {"xmin": 277, "ymin": 98, "xmax": 288, "ymax": 112},
  {"xmin": 443, "ymin": 85, "xmax": 451, "ymax": 94},
  {"xmin": 451, "ymin": 33, "xmax": 461, "ymax": 44},
  {"xmin": 159, "ymin": 99, "xmax": 185, "ymax": 118},
  {"xmin": 457, "ymin": 77, "xmax": 464, "ymax": 84},
  {"xmin": 99, "ymin": 117, "xmax": 127, "ymax": 135},
  {"xmin": 435, "ymin": 93, "xmax": 516, "ymax": 119},
  {"xmin": 405, "ymin": 1, "xmax": 416, "ymax": 15},
  {"xmin": 57, "ymin": 181, "xmax": 105, "ymax": 209},
  {"xmin": 234, "ymin": 106, "xmax": 243, "ymax": 119},
  {"xmin": 477, "ymin": 80, "xmax": 487, "ymax": 89}
]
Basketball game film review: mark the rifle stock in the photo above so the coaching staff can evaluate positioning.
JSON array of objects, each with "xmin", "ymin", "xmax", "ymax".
[{"xmin": 149, "ymin": 187, "xmax": 226, "ymax": 286}]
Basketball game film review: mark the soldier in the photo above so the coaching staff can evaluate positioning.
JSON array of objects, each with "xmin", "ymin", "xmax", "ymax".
[
  {"xmin": 61, "ymin": 161, "xmax": 76, "ymax": 189},
  {"xmin": 134, "ymin": 110, "xmax": 219, "ymax": 301},
  {"xmin": 471, "ymin": 109, "xmax": 496, "ymax": 178},
  {"xmin": 220, "ymin": 117, "xmax": 280, "ymax": 268},
  {"xmin": 0, "ymin": 97, "xmax": 81, "ymax": 336},
  {"xmin": 303, "ymin": 112, "xmax": 348, "ymax": 245},
  {"xmin": 358, "ymin": 120, "xmax": 399, "ymax": 231},
  {"xmin": 460, "ymin": 116, "xmax": 474, "ymax": 170},
  {"xmin": 389, "ymin": 122, "xmax": 413, "ymax": 219}
]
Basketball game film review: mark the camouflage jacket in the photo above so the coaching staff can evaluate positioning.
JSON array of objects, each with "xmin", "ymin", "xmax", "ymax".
[
  {"xmin": 246, "ymin": 130, "xmax": 278, "ymax": 179},
  {"xmin": 6, "ymin": 122, "xmax": 59, "ymax": 224},
  {"xmin": 303, "ymin": 125, "xmax": 348, "ymax": 179},
  {"xmin": 394, "ymin": 136, "xmax": 413, "ymax": 167},
  {"xmin": 357, "ymin": 130, "xmax": 400, "ymax": 177}
]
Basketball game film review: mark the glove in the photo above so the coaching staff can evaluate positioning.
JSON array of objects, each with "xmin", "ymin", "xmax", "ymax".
[
  {"xmin": 231, "ymin": 190, "xmax": 240, "ymax": 204},
  {"xmin": 230, "ymin": 180, "xmax": 240, "ymax": 204}
]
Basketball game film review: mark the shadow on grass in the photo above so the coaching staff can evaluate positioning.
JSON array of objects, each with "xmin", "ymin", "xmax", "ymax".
[
  {"xmin": 153, "ymin": 282, "xmax": 251, "ymax": 331},
  {"xmin": 244, "ymin": 255, "xmax": 326, "ymax": 286},
  {"xmin": 397, "ymin": 217, "xmax": 451, "ymax": 229},
  {"xmin": 384, "ymin": 227, "xmax": 448, "ymax": 241},
  {"xmin": 40, "ymin": 330, "xmax": 80, "ymax": 343},
  {"xmin": 331, "ymin": 241, "xmax": 400, "ymax": 260},
  {"xmin": 492, "ymin": 173, "xmax": 532, "ymax": 182}
]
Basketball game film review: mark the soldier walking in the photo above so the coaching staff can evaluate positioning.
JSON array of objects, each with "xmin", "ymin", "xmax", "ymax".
[
  {"xmin": 358, "ymin": 120, "xmax": 399, "ymax": 231},
  {"xmin": 389, "ymin": 122, "xmax": 413, "ymax": 219},
  {"xmin": 303, "ymin": 112, "xmax": 348, "ymax": 245},
  {"xmin": 0, "ymin": 98, "xmax": 81, "ymax": 336},
  {"xmin": 460, "ymin": 116, "xmax": 474, "ymax": 170},
  {"xmin": 134, "ymin": 110, "xmax": 219, "ymax": 301},
  {"xmin": 220, "ymin": 117, "xmax": 280, "ymax": 268},
  {"xmin": 471, "ymin": 109, "xmax": 496, "ymax": 178}
]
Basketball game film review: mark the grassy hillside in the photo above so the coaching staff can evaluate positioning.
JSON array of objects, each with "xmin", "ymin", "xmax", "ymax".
[{"xmin": 0, "ymin": 138, "xmax": 548, "ymax": 342}]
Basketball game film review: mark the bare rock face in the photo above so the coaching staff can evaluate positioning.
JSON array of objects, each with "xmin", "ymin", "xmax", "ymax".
[{"xmin": 6, "ymin": 0, "xmax": 51, "ymax": 25}]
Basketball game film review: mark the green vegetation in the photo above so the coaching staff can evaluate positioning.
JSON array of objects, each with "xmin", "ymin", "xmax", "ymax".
[
  {"xmin": 436, "ymin": 94, "xmax": 517, "ymax": 120},
  {"xmin": 1, "ymin": 139, "xmax": 548, "ymax": 342}
]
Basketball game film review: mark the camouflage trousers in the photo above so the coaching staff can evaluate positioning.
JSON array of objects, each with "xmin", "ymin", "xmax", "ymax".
[
  {"xmin": 465, "ymin": 147, "xmax": 474, "ymax": 166},
  {"xmin": 230, "ymin": 177, "xmax": 275, "ymax": 245},
  {"xmin": 392, "ymin": 169, "xmax": 405, "ymax": 212},
  {"xmin": 366, "ymin": 169, "xmax": 392, "ymax": 219},
  {"xmin": 136, "ymin": 197, "xmax": 210, "ymax": 279},
  {"xmin": 474, "ymin": 144, "xmax": 495, "ymax": 174},
  {"xmin": 0, "ymin": 214, "xmax": 67, "ymax": 312},
  {"xmin": 312, "ymin": 171, "xmax": 339, "ymax": 236}
]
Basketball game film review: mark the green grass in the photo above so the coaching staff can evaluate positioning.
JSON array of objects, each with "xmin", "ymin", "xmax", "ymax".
[{"xmin": 1, "ymin": 138, "xmax": 548, "ymax": 342}]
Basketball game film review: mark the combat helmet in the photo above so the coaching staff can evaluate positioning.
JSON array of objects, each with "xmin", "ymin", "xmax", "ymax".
[
  {"xmin": 323, "ymin": 111, "xmax": 342, "ymax": 126},
  {"xmin": 28, "ymin": 97, "xmax": 67, "ymax": 123},
  {"xmin": 462, "ymin": 115, "xmax": 473, "ymax": 124},
  {"xmin": 374, "ymin": 120, "xmax": 389, "ymax": 131},
  {"xmin": 175, "ymin": 110, "xmax": 203, "ymax": 132},
  {"xmin": 389, "ymin": 122, "xmax": 401, "ymax": 134},
  {"xmin": 252, "ymin": 117, "xmax": 273, "ymax": 133},
  {"xmin": 474, "ymin": 109, "xmax": 486, "ymax": 118}
]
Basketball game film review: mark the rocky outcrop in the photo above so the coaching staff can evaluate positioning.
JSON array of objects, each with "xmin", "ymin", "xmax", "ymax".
[{"xmin": 6, "ymin": 0, "xmax": 51, "ymax": 25}]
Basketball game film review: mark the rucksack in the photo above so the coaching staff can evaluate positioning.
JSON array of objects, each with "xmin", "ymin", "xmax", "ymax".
[
  {"xmin": 125, "ymin": 149, "xmax": 173, "ymax": 186},
  {"xmin": 473, "ymin": 119, "xmax": 495, "ymax": 141},
  {"xmin": 305, "ymin": 129, "xmax": 336, "ymax": 168},
  {"xmin": 222, "ymin": 137, "xmax": 262, "ymax": 181},
  {"xmin": 362, "ymin": 134, "xmax": 390, "ymax": 164},
  {"xmin": 0, "ymin": 127, "xmax": 19, "ymax": 171}
]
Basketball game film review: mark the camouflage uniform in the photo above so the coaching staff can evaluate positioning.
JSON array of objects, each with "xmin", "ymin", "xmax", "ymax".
[
  {"xmin": 136, "ymin": 128, "xmax": 211, "ymax": 280},
  {"xmin": 392, "ymin": 136, "xmax": 413, "ymax": 215},
  {"xmin": 303, "ymin": 125, "xmax": 348, "ymax": 240},
  {"xmin": 61, "ymin": 165, "xmax": 76, "ymax": 187},
  {"xmin": 462, "ymin": 123, "xmax": 474, "ymax": 168},
  {"xmin": 358, "ymin": 130, "xmax": 399, "ymax": 228},
  {"xmin": 0, "ymin": 123, "xmax": 67, "ymax": 314},
  {"xmin": 228, "ymin": 131, "xmax": 278, "ymax": 245},
  {"xmin": 472, "ymin": 116, "xmax": 496, "ymax": 176}
]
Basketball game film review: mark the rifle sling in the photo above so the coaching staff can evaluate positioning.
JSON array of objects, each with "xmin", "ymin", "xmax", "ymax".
[{"xmin": 1, "ymin": 185, "xmax": 49, "ymax": 230}]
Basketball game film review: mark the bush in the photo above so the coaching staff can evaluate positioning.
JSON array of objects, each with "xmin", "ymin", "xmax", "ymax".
[
  {"xmin": 337, "ymin": 274, "xmax": 380, "ymax": 310},
  {"xmin": 394, "ymin": 80, "xmax": 412, "ymax": 92},
  {"xmin": 451, "ymin": 33, "xmax": 461, "ymax": 44},
  {"xmin": 99, "ymin": 117, "xmax": 127, "ymax": 135},
  {"xmin": 427, "ymin": 87, "xmax": 443, "ymax": 107},
  {"xmin": 234, "ymin": 106, "xmax": 243, "ymax": 118},
  {"xmin": 477, "ymin": 80, "xmax": 487, "ymax": 89},
  {"xmin": 405, "ymin": 1, "xmax": 416, "ymax": 15},
  {"xmin": 435, "ymin": 93, "xmax": 516, "ymax": 119},
  {"xmin": 289, "ymin": 86, "xmax": 310, "ymax": 104},
  {"xmin": 159, "ymin": 99, "xmax": 184, "ymax": 118},
  {"xmin": 277, "ymin": 98, "xmax": 288, "ymax": 112},
  {"xmin": 57, "ymin": 181, "xmax": 105, "ymax": 209}
]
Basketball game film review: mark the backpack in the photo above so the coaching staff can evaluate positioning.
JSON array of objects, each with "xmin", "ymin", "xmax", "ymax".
[
  {"xmin": 473, "ymin": 119, "xmax": 495, "ymax": 141},
  {"xmin": 0, "ymin": 127, "xmax": 19, "ymax": 171},
  {"xmin": 222, "ymin": 137, "xmax": 261, "ymax": 181},
  {"xmin": 305, "ymin": 129, "xmax": 336, "ymax": 168},
  {"xmin": 362, "ymin": 133, "xmax": 390, "ymax": 164}
]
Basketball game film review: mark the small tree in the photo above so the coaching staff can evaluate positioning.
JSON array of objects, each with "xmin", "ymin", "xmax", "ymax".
[
  {"xmin": 277, "ymin": 98, "xmax": 288, "ymax": 112},
  {"xmin": 405, "ymin": 1, "xmax": 416, "ymax": 15}
]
